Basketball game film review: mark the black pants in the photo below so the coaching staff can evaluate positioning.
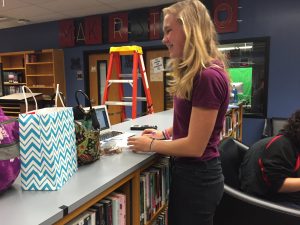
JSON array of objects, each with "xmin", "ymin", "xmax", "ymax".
[{"xmin": 168, "ymin": 157, "xmax": 224, "ymax": 225}]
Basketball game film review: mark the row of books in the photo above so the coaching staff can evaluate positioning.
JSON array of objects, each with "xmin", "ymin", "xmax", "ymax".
[
  {"xmin": 221, "ymin": 108, "xmax": 241, "ymax": 138},
  {"xmin": 3, "ymin": 86, "xmax": 22, "ymax": 95},
  {"xmin": 66, "ymin": 192, "xmax": 126, "ymax": 225},
  {"xmin": 150, "ymin": 207, "xmax": 168, "ymax": 225},
  {"xmin": 140, "ymin": 157, "xmax": 170, "ymax": 225}
]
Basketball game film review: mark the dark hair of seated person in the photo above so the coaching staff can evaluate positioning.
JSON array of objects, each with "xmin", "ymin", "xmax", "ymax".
[{"xmin": 280, "ymin": 110, "xmax": 300, "ymax": 147}]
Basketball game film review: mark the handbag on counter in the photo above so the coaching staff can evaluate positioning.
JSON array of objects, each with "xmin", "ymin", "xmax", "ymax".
[
  {"xmin": 0, "ymin": 110, "xmax": 20, "ymax": 193},
  {"xmin": 73, "ymin": 90, "xmax": 101, "ymax": 166},
  {"xmin": 19, "ymin": 85, "xmax": 77, "ymax": 191}
]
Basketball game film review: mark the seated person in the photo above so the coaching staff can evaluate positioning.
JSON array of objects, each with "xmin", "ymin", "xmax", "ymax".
[{"xmin": 240, "ymin": 110, "xmax": 300, "ymax": 209}]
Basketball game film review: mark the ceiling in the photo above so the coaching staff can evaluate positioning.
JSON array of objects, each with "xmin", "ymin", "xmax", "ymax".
[{"xmin": 0, "ymin": 0, "xmax": 175, "ymax": 30}]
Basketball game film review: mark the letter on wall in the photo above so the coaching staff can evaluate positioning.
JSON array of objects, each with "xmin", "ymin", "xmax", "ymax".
[
  {"xmin": 84, "ymin": 16, "xmax": 102, "ymax": 45},
  {"xmin": 109, "ymin": 13, "xmax": 128, "ymax": 43},
  {"xmin": 149, "ymin": 8, "xmax": 161, "ymax": 40},
  {"xmin": 59, "ymin": 19, "xmax": 75, "ymax": 47}
]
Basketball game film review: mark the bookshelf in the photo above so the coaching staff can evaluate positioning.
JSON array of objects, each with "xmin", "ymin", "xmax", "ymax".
[
  {"xmin": 25, "ymin": 49, "xmax": 65, "ymax": 96},
  {"xmin": 53, "ymin": 156, "xmax": 169, "ymax": 225},
  {"xmin": 0, "ymin": 49, "xmax": 66, "ymax": 116},
  {"xmin": 222, "ymin": 102, "xmax": 243, "ymax": 141},
  {"xmin": 0, "ymin": 49, "xmax": 65, "ymax": 97},
  {"xmin": 0, "ymin": 52, "xmax": 26, "ymax": 95}
]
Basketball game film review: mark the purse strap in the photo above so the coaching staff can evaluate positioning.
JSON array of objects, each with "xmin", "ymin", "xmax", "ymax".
[
  {"xmin": 0, "ymin": 118, "xmax": 18, "ymax": 125},
  {"xmin": 75, "ymin": 90, "xmax": 92, "ymax": 109}
]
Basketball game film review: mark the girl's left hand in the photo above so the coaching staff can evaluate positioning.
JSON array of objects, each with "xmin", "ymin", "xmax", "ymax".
[{"xmin": 127, "ymin": 135, "xmax": 153, "ymax": 152}]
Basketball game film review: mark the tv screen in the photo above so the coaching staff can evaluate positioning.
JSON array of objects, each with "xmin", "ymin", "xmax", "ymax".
[{"xmin": 228, "ymin": 67, "xmax": 252, "ymax": 105}]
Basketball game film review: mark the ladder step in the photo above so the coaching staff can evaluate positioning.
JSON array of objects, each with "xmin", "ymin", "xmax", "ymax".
[
  {"xmin": 105, "ymin": 101, "xmax": 133, "ymax": 106},
  {"xmin": 122, "ymin": 97, "xmax": 147, "ymax": 101},
  {"xmin": 120, "ymin": 73, "xmax": 141, "ymax": 78},
  {"xmin": 108, "ymin": 79, "xmax": 133, "ymax": 84}
]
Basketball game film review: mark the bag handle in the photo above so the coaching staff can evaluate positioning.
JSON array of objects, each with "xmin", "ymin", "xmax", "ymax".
[
  {"xmin": 54, "ymin": 84, "xmax": 65, "ymax": 107},
  {"xmin": 21, "ymin": 86, "xmax": 38, "ymax": 113},
  {"xmin": 75, "ymin": 90, "xmax": 92, "ymax": 110}
]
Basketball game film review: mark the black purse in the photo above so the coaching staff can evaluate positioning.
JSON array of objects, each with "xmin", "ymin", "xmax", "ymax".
[{"xmin": 73, "ymin": 90, "xmax": 100, "ymax": 130}]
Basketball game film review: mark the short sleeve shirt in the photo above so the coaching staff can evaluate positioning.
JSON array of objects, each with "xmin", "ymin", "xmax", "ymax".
[{"xmin": 173, "ymin": 66, "xmax": 229, "ymax": 161}]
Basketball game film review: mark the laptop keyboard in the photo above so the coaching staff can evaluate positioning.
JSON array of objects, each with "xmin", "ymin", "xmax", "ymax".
[{"xmin": 100, "ymin": 131, "xmax": 123, "ymax": 141}]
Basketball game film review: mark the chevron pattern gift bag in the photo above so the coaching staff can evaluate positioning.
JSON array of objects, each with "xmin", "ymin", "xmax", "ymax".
[{"xmin": 19, "ymin": 86, "xmax": 77, "ymax": 191}]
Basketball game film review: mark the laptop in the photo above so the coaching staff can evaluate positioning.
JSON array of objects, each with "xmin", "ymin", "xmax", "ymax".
[{"xmin": 87, "ymin": 105, "xmax": 134, "ymax": 142}]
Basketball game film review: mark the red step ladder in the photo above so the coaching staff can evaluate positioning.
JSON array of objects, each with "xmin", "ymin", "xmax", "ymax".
[{"xmin": 102, "ymin": 45, "xmax": 154, "ymax": 121}]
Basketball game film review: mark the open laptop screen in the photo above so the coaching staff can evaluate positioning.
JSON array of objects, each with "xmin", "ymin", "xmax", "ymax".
[
  {"xmin": 84, "ymin": 105, "xmax": 111, "ymax": 132},
  {"xmin": 94, "ymin": 106, "xmax": 110, "ymax": 131}
]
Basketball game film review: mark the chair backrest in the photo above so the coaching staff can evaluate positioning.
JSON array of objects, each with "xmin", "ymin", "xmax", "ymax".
[
  {"xmin": 262, "ymin": 117, "xmax": 288, "ymax": 137},
  {"xmin": 272, "ymin": 117, "xmax": 288, "ymax": 136},
  {"xmin": 218, "ymin": 137, "xmax": 249, "ymax": 188}
]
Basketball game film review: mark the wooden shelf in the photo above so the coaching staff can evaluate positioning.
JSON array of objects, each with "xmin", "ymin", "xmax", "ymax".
[
  {"xmin": 4, "ymin": 82, "xmax": 26, "ymax": 86},
  {"xmin": 27, "ymin": 85, "xmax": 54, "ymax": 89},
  {"xmin": 3, "ymin": 67, "xmax": 25, "ymax": 71},
  {"xmin": 26, "ymin": 74, "xmax": 54, "ymax": 77},
  {"xmin": 26, "ymin": 62, "xmax": 53, "ymax": 65}
]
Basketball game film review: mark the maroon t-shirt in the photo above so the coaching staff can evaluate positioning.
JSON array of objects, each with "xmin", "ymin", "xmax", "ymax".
[{"xmin": 173, "ymin": 66, "xmax": 229, "ymax": 161}]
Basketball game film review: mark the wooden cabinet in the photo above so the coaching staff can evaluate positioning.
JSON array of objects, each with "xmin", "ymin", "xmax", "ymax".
[
  {"xmin": 0, "ymin": 52, "xmax": 27, "ymax": 95},
  {"xmin": 25, "ymin": 49, "xmax": 65, "ymax": 96},
  {"xmin": 0, "ymin": 49, "xmax": 65, "ymax": 97},
  {"xmin": 222, "ymin": 103, "xmax": 243, "ymax": 141}
]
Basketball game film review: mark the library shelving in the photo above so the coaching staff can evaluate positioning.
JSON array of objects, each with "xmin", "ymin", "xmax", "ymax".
[
  {"xmin": 222, "ymin": 102, "xmax": 243, "ymax": 141},
  {"xmin": 0, "ymin": 52, "xmax": 26, "ymax": 95},
  {"xmin": 0, "ymin": 109, "xmax": 173, "ymax": 225},
  {"xmin": 0, "ymin": 49, "xmax": 66, "ymax": 116},
  {"xmin": 24, "ymin": 49, "xmax": 65, "ymax": 96},
  {"xmin": 0, "ymin": 49, "xmax": 66, "ymax": 97}
]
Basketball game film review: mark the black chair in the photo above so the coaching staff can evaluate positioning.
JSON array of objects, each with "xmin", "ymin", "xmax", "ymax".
[
  {"xmin": 262, "ymin": 117, "xmax": 288, "ymax": 138},
  {"xmin": 214, "ymin": 137, "xmax": 300, "ymax": 225}
]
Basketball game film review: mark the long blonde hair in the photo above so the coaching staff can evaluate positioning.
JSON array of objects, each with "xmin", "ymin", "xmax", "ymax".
[{"xmin": 163, "ymin": 0, "xmax": 228, "ymax": 100}]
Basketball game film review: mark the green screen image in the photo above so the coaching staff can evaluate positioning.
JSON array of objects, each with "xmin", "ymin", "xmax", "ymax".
[{"xmin": 228, "ymin": 67, "xmax": 252, "ymax": 104}]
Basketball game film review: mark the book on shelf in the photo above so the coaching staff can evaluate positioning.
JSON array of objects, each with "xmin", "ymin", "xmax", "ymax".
[
  {"xmin": 89, "ymin": 202, "xmax": 105, "ymax": 225},
  {"xmin": 65, "ymin": 210, "xmax": 95, "ymax": 225},
  {"xmin": 100, "ymin": 199, "xmax": 113, "ymax": 225},
  {"xmin": 140, "ymin": 175, "xmax": 146, "ymax": 225},
  {"xmin": 140, "ymin": 157, "xmax": 170, "ymax": 224},
  {"xmin": 105, "ymin": 195, "xmax": 120, "ymax": 225},
  {"xmin": 111, "ymin": 192, "xmax": 126, "ymax": 225}
]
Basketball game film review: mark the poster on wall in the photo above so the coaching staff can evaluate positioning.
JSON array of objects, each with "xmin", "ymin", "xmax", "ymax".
[
  {"xmin": 212, "ymin": 0, "xmax": 238, "ymax": 33},
  {"xmin": 150, "ymin": 57, "xmax": 164, "ymax": 82}
]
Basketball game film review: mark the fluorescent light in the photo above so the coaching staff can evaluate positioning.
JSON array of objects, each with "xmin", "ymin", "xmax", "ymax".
[
  {"xmin": 218, "ymin": 45, "xmax": 253, "ymax": 51},
  {"xmin": 239, "ymin": 46, "xmax": 253, "ymax": 50},
  {"xmin": 218, "ymin": 47, "xmax": 236, "ymax": 51}
]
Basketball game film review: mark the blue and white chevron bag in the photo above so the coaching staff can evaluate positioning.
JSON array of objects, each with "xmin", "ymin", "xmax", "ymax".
[{"xmin": 19, "ymin": 86, "xmax": 77, "ymax": 191}]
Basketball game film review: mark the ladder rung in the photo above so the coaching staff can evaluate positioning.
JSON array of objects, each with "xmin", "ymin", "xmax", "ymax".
[
  {"xmin": 105, "ymin": 101, "xmax": 133, "ymax": 106},
  {"xmin": 108, "ymin": 79, "xmax": 133, "ymax": 84},
  {"xmin": 120, "ymin": 73, "xmax": 141, "ymax": 78},
  {"xmin": 122, "ymin": 97, "xmax": 147, "ymax": 101}
]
